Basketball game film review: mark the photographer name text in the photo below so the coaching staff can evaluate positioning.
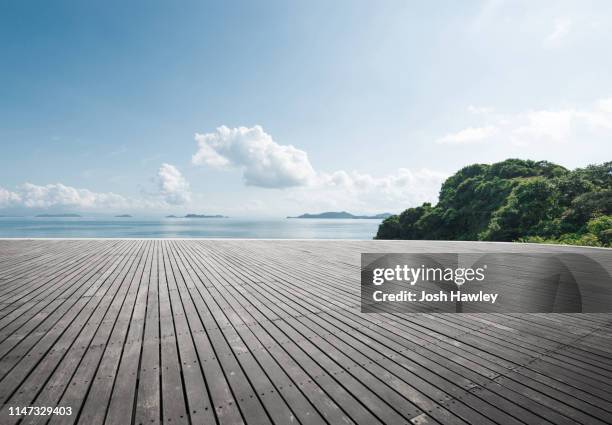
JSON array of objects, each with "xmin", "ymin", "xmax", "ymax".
[{"xmin": 372, "ymin": 290, "xmax": 498, "ymax": 303}]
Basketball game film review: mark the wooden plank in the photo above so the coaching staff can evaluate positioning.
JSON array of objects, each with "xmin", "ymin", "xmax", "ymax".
[
  {"xmin": 191, "ymin": 240, "xmax": 612, "ymax": 424},
  {"xmin": 161, "ymin": 240, "xmax": 215, "ymax": 425},
  {"xmin": 0, "ymin": 239, "xmax": 609, "ymax": 425},
  {"xmin": 77, "ymin": 241, "xmax": 153, "ymax": 425},
  {"xmin": 48, "ymin": 241, "xmax": 147, "ymax": 425},
  {"xmin": 104, "ymin": 240, "xmax": 155, "ymax": 425},
  {"xmin": 157, "ymin": 241, "xmax": 193, "ymax": 425},
  {"xmin": 173, "ymin": 240, "xmax": 321, "ymax": 425},
  {"xmin": 134, "ymin": 240, "xmax": 161, "ymax": 425},
  {"xmin": 16, "ymin": 241, "xmax": 144, "ymax": 425},
  {"xmin": 0, "ymin": 242, "xmax": 130, "ymax": 400}
]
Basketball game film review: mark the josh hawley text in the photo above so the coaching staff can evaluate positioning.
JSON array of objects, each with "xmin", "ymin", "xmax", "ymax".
[
  {"xmin": 370, "ymin": 264, "xmax": 498, "ymax": 304},
  {"xmin": 372, "ymin": 290, "xmax": 498, "ymax": 304}
]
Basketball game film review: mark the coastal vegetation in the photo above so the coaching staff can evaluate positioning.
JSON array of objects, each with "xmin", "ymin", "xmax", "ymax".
[{"xmin": 376, "ymin": 159, "xmax": 612, "ymax": 247}]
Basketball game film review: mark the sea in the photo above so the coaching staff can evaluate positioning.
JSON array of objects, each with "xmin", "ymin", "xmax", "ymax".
[{"xmin": 0, "ymin": 217, "xmax": 383, "ymax": 239}]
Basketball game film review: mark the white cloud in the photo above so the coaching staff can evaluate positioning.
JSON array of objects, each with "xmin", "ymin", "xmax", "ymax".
[
  {"xmin": 156, "ymin": 163, "xmax": 191, "ymax": 205},
  {"xmin": 579, "ymin": 98, "xmax": 612, "ymax": 130},
  {"xmin": 332, "ymin": 168, "xmax": 446, "ymax": 204},
  {"xmin": 599, "ymin": 98, "xmax": 612, "ymax": 114},
  {"xmin": 544, "ymin": 17, "xmax": 572, "ymax": 47},
  {"xmin": 192, "ymin": 125, "xmax": 316, "ymax": 188},
  {"xmin": 0, "ymin": 177, "xmax": 193, "ymax": 212},
  {"xmin": 471, "ymin": 2, "xmax": 607, "ymax": 51},
  {"xmin": 512, "ymin": 109, "xmax": 574, "ymax": 143},
  {"xmin": 0, "ymin": 186, "xmax": 21, "ymax": 208},
  {"xmin": 439, "ymin": 98, "xmax": 612, "ymax": 147},
  {"xmin": 17, "ymin": 183, "xmax": 130, "ymax": 209},
  {"xmin": 190, "ymin": 125, "xmax": 449, "ymax": 212},
  {"xmin": 285, "ymin": 168, "xmax": 448, "ymax": 213},
  {"xmin": 436, "ymin": 126, "xmax": 498, "ymax": 145},
  {"xmin": 468, "ymin": 105, "xmax": 493, "ymax": 115}
]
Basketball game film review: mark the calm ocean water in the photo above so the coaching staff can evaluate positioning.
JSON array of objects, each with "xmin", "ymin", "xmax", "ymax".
[{"xmin": 0, "ymin": 217, "xmax": 382, "ymax": 239}]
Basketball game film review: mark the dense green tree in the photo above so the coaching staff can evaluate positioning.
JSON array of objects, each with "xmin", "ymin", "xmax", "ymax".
[
  {"xmin": 555, "ymin": 173, "xmax": 595, "ymax": 207},
  {"xmin": 586, "ymin": 215, "xmax": 612, "ymax": 245},
  {"xmin": 575, "ymin": 161, "xmax": 612, "ymax": 188},
  {"xmin": 375, "ymin": 159, "xmax": 612, "ymax": 247},
  {"xmin": 562, "ymin": 190, "xmax": 612, "ymax": 227},
  {"xmin": 481, "ymin": 177, "xmax": 559, "ymax": 241},
  {"xmin": 376, "ymin": 215, "xmax": 402, "ymax": 240},
  {"xmin": 398, "ymin": 203, "xmax": 433, "ymax": 239}
]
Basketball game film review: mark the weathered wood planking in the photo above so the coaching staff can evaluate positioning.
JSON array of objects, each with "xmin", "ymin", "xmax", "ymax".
[{"xmin": 0, "ymin": 240, "xmax": 609, "ymax": 425}]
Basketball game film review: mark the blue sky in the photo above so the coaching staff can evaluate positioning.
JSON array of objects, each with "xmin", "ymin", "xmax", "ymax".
[{"xmin": 1, "ymin": 0, "xmax": 611, "ymax": 216}]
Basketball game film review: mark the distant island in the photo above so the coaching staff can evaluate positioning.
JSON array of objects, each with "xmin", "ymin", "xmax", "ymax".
[
  {"xmin": 288, "ymin": 211, "xmax": 392, "ymax": 219},
  {"xmin": 35, "ymin": 213, "xmax": 81, "ymax": 218},
  {"xmin": 166, "ymin": 214, "xmax": 228, "ymax": 218},
  {"xmin": 185, "ymin": 214, "xmax": 228, "ymax": 218},
  {"xmin": 115, "ymin": 214, "xmax": 132, "ymax": 218}
]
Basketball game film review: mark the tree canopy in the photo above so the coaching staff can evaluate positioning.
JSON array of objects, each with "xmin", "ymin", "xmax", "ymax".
[{"xmin": 376, "ymin": 159, "xmax": 612, "ymax": 247}]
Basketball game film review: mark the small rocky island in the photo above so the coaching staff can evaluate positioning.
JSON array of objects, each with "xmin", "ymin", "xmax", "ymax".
[
  {"xmin": 287, "ymin": 211, "xmax": 392, "ymax": 219},
  {"xmin": 166, "ymin": 214, "xmax": 228, "ymax": 218},
  {"xmin": 115, "ymin": 214, "xmax": 132, "ymax": 218},
  {"xmin": 35, "ymin": 213, "xmax": 82, "ymax": 218}
]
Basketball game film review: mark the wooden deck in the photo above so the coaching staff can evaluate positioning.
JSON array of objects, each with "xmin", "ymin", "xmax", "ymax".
[{"xmin": 0, "ymin": 239, "xmax": 610, "ymax": 425}]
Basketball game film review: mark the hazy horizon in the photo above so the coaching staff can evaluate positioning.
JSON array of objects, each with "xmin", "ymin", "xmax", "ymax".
[{"xmin": 0, "ymin": 209, "xmax": 395, "ymax": 219}]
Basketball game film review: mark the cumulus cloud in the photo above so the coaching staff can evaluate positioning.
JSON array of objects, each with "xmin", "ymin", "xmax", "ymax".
[
  {"xmin": 512, "ymin": 109, "xmax": 575, "ymax": 143},
  {"xmin": 319, "ymin": 168, "xmax": 446, "ymax": 203},
  {"xmin": 5, "ymin": 183, "xmax": 131, "ymax": 209},
  {"xmin": 0, "ymin": 176, "xmax": 191, "ymax": 211},
  {"xmin": 192, "ymin": 125, "xmax": 316, "ymax": 188},
  {"xmin": 467, "ymin": 105, "xmax": 493, "ymax": 115},
  {"xmin": 599, "ymin": 98, "xmax": 612, "ymax": 114},
  {"xmin": 436, "ymin": 126, "xmax": 498, "ymax": 145},
  {"xmin": 190, "ymin": 125, "xmax": 449, "ymax": 211},
  {"xmin": 0, "ymin": 186, "xmax": 21, "ymax": 208},
  {"xmin": 286, "ymin": 168, "xmax": 448, "ymax": 213},
  {"xmin": 544, "ymin": 17, "xmax": 572, "ymax": 47},
  {"xmin": 156, "ymin": 163, "xmax": 191, "ymax": 205},
  {"xmin": 438, "ymin": 98, "xmax": 612, "ymax": 147}
]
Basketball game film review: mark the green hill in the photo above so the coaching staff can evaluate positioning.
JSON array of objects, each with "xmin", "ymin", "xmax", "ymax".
[{"xmin": 376, "ymin": 159, "xmax": 612, "ymax": 247}]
